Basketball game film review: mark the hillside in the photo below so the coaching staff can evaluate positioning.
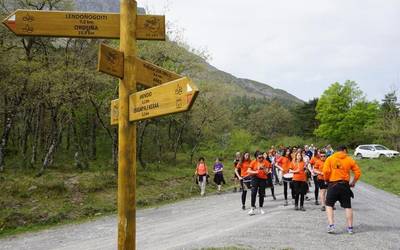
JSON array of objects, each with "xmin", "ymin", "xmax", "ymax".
[{"xmin": 73, "ymin": 0, "xmax": 303, "ymax": 106}]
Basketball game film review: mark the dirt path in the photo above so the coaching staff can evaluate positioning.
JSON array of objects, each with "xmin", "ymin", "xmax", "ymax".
[{"xmin": 1, "ymin": 182, "xmax": 399, "ymax": 250}]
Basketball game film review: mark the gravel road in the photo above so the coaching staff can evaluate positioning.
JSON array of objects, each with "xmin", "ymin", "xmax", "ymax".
[{"xmin": 1, "ymin": 182, "xmax": 399, "ymax": 250}]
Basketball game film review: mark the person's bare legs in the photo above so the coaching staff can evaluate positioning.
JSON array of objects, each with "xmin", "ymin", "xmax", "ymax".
[
  {"xmin": 326, "ymin": 206, "xmax": 334, "ymax": 225},
  {"xmin": 345, "ymin": 208, "xmax": 353, "ymax": 227}
]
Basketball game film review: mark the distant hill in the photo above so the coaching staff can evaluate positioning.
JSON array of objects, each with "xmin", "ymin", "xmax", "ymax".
[{"xmin": 73, "ymin": 0, "xmax": 303, "ymax": 106}]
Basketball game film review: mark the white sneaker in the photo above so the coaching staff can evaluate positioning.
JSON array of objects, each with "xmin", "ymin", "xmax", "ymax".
[
  {"xmin": 248, "ymin": 208, "xmax": 256, "ymax": 216},
  {"xmin": 259, "ymin": 208, "xmax": 265, "ymax": 215}
]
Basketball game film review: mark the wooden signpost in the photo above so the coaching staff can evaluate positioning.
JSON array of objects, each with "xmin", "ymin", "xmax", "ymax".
[
  {"xmin": 3, "ymin": 1, "xmax": 198, "ymax": 249},
  {"xmin": 2, "ymin": 9, "xmax": 165, "ymax": 40}
]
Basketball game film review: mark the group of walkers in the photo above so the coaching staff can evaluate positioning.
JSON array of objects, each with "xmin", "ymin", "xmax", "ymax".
[{"xmin": 194, "ymin": 144, "xmax": 362, "ymax": 234}]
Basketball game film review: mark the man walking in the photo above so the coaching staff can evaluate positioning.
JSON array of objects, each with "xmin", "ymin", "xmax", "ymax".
[{"xmin": 323, "ymin": 146, "xmax": 361, "ymax": 234}]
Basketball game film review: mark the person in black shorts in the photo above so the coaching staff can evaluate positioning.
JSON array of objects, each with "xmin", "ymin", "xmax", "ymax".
[{"xmin": 323, "ymin": 146, "xmax": 362, "ymax": 234}]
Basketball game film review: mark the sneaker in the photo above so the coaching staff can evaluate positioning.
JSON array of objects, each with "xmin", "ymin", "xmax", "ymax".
[
  {"xmin": 284, "ymin": 200, "xmax": 289, "ymax": 206},
  {"xmin": 305, "ymin": 196, "xmax": 311, "ymax": 201},
  {"xmin": 347, "ymin": 227, "xmax": 354, "ymax": 234},
  {"xmin": 248, "ymin": 208, "xmax": 256, "ymax": 216},
  {"xmin": 294, "ymin": 206, "xmax": 299, "ymax": 211},
  {"xmin": 315, "ymin": 201, "xmax": 320, "ymax": 205},
  {"xmin": 300, "ymin": 206, "xmax": 306, "ymax": 211},
  {"xmin": 321, "ymin": 206, "xmax": 326, "ymax": 211},
  {"xmin": 327, "ymin": 224, "xmax": 335, "ymax": 234},
  {"xmin": 242, "ymin": 205, "xmax": 246, "ymax": 210},
  {"xmin": 259, "ymin": 208, "xmax": 265, "ymax": 215}
]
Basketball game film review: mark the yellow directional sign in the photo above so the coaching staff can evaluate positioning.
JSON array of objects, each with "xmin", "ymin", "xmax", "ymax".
[
  {"xmin": 110, "ymin": 77, "xmax": 198, "ymax": 124},
  {"xmin": 136, "ymin": 58, "xmax": 181, "ymax": 87},
  {"xmin": 98, "ymin": 44, "xmax": 124, "ymax": 78},
  {"xmin": 98, "ymin": 49, "xmax": 181, "ymax": 86},
  {"xmin": 2, "ymin": 10, "xmax": 165, "ymax": 40},
  {"xmin": 129, "ymin": 77, "xmax": 198, "ymax": 122}
]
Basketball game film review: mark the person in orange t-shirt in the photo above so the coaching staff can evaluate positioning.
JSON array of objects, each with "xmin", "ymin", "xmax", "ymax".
[
  {"xmin": 247, "ymin": 151, "xmax": 271, "ymax": 215},
  {"xmin": 323, "ymin": 145, "xmax": 361, "ymax": 234},
  {"xmin": 235, "ymin": 152, "xmax": 252, "ymax": 210},
  {"xmin": 195, "ymin": 157, "xmax": 208, "ymax": 196},
  {"xmin": 311, "ymin": 150, "xmax": 328, "ymax": 211},
  {"xmin": 275, "ymin": 148, "xmax": 294, "ymax": 206},
  {"xmin": 290, "ymin": 151, "xmax": 308, "ymax": 211}
]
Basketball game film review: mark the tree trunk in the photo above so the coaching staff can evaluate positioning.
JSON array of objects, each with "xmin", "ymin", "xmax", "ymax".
[
  {"xmin": 173, "ymin": 119, "xmax": 188, "ymax": 162},
  {"xmin": 31, "ymin": 103, "xmax": 43, "ymax": 165},
  {"xmin": 37, "ymin": 108, "xmax": 58, "ymax": 176},
  {"xmin": 37, "ymin": 136, "xmax": 57, "ymax": 176},
  {"xmin": 154, "ymin": 120, "xmax": 162, "ymax": 169},
  {"xmin": 0, "ymin": 114, "xmax": 13, "ymax": 172},
  {"xmin": 66, "ymin": 124, "xmax": 71, "ymax": 151},
  {"xmin": 21, "ymin": 108, "xmax": 33, "ymax": 165},
  {"xmin": 189, "ymin": 117, "xmax": 207, "ymax": 164},
  {"xmin": 112, "ymin": 128, "xmax": 118, "ymax": 173},
  {"xmin": 89, "ymin": 113, "xmax": 96, "ymax": 160},
  {"xmin": 138, "ymin": 120, "xmax": 150, "ymax": 169}
]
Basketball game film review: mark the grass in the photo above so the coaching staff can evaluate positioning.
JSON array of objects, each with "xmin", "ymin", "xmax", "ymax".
[
  {"xmin": 357, "ymin": 157, "xmax": 400, "ymax": 196},
  {"xmin": 0, "ymin": 153, "xmax": 236, "ymax": 238}
]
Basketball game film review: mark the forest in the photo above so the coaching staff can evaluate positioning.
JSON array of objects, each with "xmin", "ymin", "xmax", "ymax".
[
  {"xmin": 0, "ymin": 0, "xmax": 399, "ymax": 235},
  {"xmin": 0, "ymin": 0, "xmax": 399, "ymax": 175}
]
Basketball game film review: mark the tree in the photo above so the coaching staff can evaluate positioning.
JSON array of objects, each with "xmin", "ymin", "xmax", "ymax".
[
  {"xmin": 314, "ymin": 81, "xmax": 378, "ymax": 146},
  {"xmin": 291, "ymin": 98, "xmax": 318, "ymax": 138}
]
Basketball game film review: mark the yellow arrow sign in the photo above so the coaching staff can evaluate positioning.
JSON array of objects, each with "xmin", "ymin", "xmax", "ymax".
[
  {"xmin": 2, "ymin": 10, "xmax": 165, "ymax": 40},
  {"xmin": 110, "ymin": 77, "xmax": 199, "ymax": 124},
  {"xmin": 129, "ymin": 77, "xmax": 199, "ymax": 122},
  {"xmin": 97, "ymin": 45, "xmax": 181, "ymax": 86}
]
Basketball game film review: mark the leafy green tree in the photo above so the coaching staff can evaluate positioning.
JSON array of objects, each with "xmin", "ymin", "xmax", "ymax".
[{"xmin": 315, "ymin": 81, "xmax": 378, "ymax": 145}]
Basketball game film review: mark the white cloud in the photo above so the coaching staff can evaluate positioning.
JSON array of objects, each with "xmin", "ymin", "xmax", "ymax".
[{"xmin": 141, "ymin": 0, "xmax": 400, "ymax": 101}]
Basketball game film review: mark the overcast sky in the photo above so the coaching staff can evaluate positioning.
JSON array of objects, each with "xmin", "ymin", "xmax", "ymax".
[{"xmin": 140, "ymin": 0, "xmax": 400, "ymax": 101}]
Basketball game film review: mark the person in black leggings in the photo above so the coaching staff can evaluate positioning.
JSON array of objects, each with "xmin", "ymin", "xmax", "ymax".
[
  {"xmin": 235, "ymin": 152, "xmax": 252, "ymax": 210},
  {"xmin": 290, "ymin": 151, "xmax": 308, "ymax": 211},
  {"xmin": 265, "ymin": 152, "xmax": 276, "ymax": 200},
  {"xmin": 247, "ymin": 151, "xmax": 271, "ymax": 215}
]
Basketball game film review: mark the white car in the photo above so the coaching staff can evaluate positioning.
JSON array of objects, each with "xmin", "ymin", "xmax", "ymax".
[{"xmin": 354, "ymin": 144, "xmax": 399, "ymax": 159}]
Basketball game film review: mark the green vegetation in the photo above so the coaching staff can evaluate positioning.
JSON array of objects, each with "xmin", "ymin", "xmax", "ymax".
[
  {"xmin": 358, "ymin": 157, "xmax": 400, "ymax": 196},
  {"xmin": 0, "ymin": 153, "xmax": 234, "ymax": 237}
]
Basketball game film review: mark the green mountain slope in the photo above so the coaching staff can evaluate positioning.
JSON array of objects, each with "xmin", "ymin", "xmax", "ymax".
[{"xmin": 73, "ymin": 0, "xmax": 303, "ymax": 106}]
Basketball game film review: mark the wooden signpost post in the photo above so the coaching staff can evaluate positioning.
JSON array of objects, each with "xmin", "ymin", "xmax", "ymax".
[{"xmin": 3, "ymin": 1, "xmax": 198, "ymax": 249}]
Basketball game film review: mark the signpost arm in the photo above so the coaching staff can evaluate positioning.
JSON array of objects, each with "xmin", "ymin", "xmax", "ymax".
[{"xmin": 118, "ymin": 0, "xmax": 137, "ymax": 249}]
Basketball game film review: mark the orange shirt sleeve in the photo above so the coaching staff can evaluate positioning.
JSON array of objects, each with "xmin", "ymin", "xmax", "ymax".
[
  {"xmin": 322, "ymin": 157, "xmax": 332, "ymax": 181},
  {"xmin": 350, "ymin": 159, "xmax": 362, "ymax": 181}
]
